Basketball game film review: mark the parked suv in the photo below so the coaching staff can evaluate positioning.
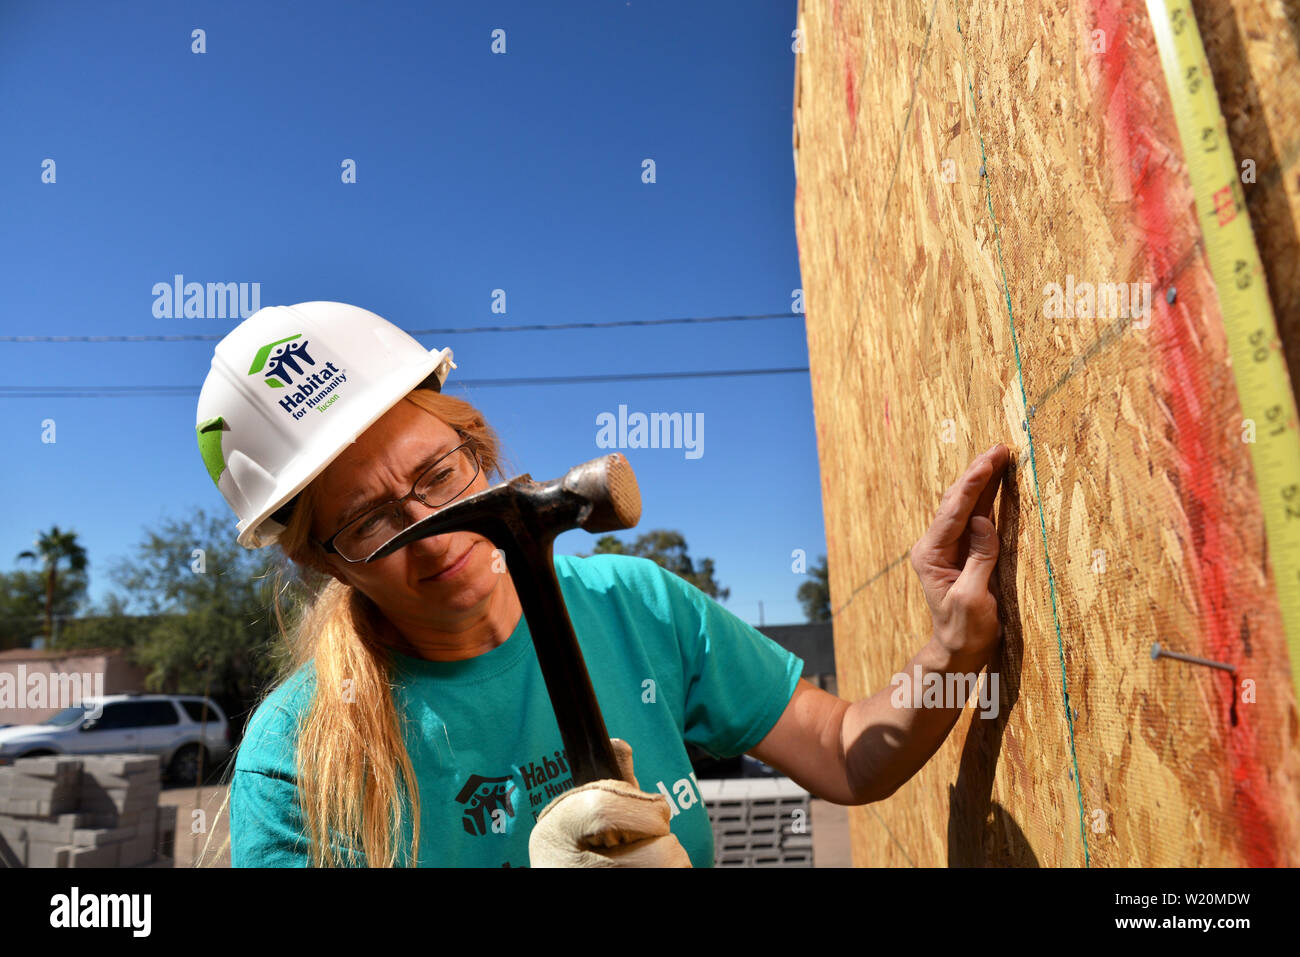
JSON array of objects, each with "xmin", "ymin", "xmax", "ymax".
[{"xmin": 0, "ymin": 693, "xmax": 231, "ymax": 785}]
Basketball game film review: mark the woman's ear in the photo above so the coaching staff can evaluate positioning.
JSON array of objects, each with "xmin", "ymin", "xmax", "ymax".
[
  {"xmin": 317, "ymin": 553, "xmax": 357, "ymax": 588},
  {"xmin": 286, "ymin": 539, "xmax": 349, "ymax": 586}
]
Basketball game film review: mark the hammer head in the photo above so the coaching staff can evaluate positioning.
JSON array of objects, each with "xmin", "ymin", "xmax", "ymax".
[
  {"xmin": 557, "ymin": 452, "xmax": 641, "ymax": 534},
  {"xmin": 366, "ymin": 452, "xmax": 640, "ymax": 561}
]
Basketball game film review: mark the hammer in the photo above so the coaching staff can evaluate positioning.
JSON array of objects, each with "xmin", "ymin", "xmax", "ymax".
[{"xmin": 366, "ymin": 453, "xmax": 640, "ymax": 786}]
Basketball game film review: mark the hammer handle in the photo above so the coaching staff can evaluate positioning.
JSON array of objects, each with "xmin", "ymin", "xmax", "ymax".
[{"xmin": 511, "ymin": 537, "xmax": 622, "ymax": 787}]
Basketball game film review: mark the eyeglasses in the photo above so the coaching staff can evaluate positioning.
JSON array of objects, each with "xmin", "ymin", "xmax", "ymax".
[{"xmin": 315, "ymin": 432, "xmax": 482, "ymax": 562}]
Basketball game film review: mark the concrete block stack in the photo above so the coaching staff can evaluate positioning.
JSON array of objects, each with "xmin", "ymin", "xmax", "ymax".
[
  {"xmin": 0, "ymin": 756, "xmax": 82, "ymax": 867},
  {"xmin": 0, "ymin": 755, "xmax": 176, "ymax": 867},
  {"xmin": 699, "ymin": 776, "xmax": 814, "ymax": 867}
]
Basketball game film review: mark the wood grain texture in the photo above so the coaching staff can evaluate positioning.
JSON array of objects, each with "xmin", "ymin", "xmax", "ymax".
[{"xmin": 793, "ymin": 0, "xmax": 1300, "ymax": 867}]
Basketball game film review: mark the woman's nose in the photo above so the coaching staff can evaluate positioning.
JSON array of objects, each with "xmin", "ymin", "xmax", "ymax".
[
  {"xmin": 396, "ymin": 496, "xmax": 457, "ymax": 550},
  {"xmin": 399, "ymin": 494, "xmax": 441, "ymax": 524}
]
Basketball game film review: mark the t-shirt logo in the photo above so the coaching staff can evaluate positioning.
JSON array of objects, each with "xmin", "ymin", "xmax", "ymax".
[{"xmin": 454, "ymin": 774, "xmax": 519, "ymax": 836}]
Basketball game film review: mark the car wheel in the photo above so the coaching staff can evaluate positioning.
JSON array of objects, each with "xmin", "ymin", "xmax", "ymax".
[{"xmin": 167, "ymin": 744, "xmax": 207, "ymax": 786}]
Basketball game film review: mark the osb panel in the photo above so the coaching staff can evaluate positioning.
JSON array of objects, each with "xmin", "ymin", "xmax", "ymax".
[{"xmin": 794, "ymin": 0, "xmax": 1300, "ymax": 867}]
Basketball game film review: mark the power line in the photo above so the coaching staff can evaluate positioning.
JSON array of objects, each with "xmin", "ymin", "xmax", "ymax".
[
  {"xmin": 454, "ymin": 367, "xmax": 810, "ymax": 387},
  {"xmin": 0, "ymin": 366, "xmax": 811, "ymax": 398},
  {"xmin": 0, "ymin": 387, "xmax": 196, "ymax": 396},
  {"xmin": 0, "ymin": 312, "xmax": 802, "ymax": 343}
]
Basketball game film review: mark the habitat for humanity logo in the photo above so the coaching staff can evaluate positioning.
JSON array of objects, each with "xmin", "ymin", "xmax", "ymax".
[
  {"xmin": 455, "ymin": 773, "xmax": 519, "ymax": 836},
  {"xmin": 248, "ymin": 334, "xmax": 348, "ymax": 420}
]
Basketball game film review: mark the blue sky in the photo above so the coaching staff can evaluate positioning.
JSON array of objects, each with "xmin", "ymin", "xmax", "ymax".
[{"xmin": 0, "ymin": 0, "xmax": 822, "ymax": 628}]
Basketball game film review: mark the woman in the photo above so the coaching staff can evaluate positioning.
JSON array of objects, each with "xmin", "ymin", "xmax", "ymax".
[{"xmin": 197, "ymin": 301, "xmax": 1010, "ymax": 868}]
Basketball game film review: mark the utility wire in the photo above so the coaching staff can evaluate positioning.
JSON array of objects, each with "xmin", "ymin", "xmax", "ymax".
[
  {"xmin": 0, "ymin": 312, "xmax": 801, "ymax": 343},
  {"xmin": 0, "ymin": 366, "xmax": 811, "ymax": 398}
]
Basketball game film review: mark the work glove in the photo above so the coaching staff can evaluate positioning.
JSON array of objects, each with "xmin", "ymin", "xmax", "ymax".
[{"xmin": 527, "ymin": 738, "xmax": 693, "ymax": 868}]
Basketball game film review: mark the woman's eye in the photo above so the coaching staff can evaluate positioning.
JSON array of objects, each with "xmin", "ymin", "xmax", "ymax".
[
  {"xmin": 420, "ymin": 468, "xmax": 456, "ymax": 494},
  {"xmin": 355, "ymin": 512, "xmax": 387, "ymax": 536}
]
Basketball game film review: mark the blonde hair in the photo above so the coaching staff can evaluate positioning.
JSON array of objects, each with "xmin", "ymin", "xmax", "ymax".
[{"xmin": 199, "ymin": 387, "xmax": 511, "ymax": 867}]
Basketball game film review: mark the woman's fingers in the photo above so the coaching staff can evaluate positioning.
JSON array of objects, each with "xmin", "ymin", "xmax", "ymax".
[
  {"xmin": 914, "ymin": 448, "xmax": 1005, "ymax": 557},
  {"xmin": 911, "ymin": 445, "xmax": 1010, "ymax": 598},
  {"xmin": 971, "ymin": 445, "xmax": 1009, "ymax": 523},
  {"xmin": 951, "ymin": 514, "xmax": 1002, "ymax": 601}
]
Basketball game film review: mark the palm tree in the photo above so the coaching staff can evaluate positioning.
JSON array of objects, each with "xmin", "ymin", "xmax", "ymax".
[{"xmin": 17, "ymin": 526, "xmax": 88, "ymax": 645}]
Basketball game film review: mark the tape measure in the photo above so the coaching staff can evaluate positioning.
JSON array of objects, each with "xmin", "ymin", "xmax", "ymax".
[{"xmin": 1146, "ymin": 0, "xmax": 1300, "ymax": 700}]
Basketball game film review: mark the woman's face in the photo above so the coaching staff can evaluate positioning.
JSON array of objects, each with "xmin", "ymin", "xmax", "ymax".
[{"xmin": 309, "ymin": 399, "xmax": 503, "ymax": 630}]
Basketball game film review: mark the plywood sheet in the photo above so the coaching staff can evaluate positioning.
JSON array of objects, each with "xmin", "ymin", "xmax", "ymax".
[{"xmin": 793, "ymin": 0, "xmax": 1300, "ymax": 866}]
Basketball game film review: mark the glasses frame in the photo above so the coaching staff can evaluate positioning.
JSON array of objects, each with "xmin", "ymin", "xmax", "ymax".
[{"xmin": 315, "ymin": 430, "xmax": 482, "ymax": 563}]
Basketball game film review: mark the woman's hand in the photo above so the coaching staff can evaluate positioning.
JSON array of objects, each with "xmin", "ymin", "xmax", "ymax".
[
  {"xmin": 909, "ymin": 443, "xmax": 1010, "ymax": 664},
  {"xmin": 528, "ymin": 738, "xmax": 693, "ymax": 868}
]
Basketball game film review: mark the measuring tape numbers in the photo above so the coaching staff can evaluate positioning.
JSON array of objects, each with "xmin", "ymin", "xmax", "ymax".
[{"xmin": 1147, "ymin": 0, "xmax": 1300, "ymax": 699}]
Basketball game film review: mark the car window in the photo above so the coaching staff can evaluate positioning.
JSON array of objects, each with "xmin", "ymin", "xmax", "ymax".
[
  {"xmin": 89, "ymin": 702, "xmax": 130, "ymax": 730},
  {"xmin": 180, "ymin": 700, "xmax": 224, "ymax": 723},
  {"xmin": 43, "ymin": 705, "xmax": 88, "ymax": 727},
  {"xmin": 91, "ymin": 701, "xmax": 180, "ymax": 730},
  {"xmin": 135, "ymin": 701, "xmax": 181, "ymax": 726}
]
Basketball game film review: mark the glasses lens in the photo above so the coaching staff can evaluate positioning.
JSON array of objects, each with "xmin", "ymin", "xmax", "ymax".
[
  {"xmin": 335, "ymin": 446, "xmax": 479, "ymax": 561},
  {"xmin": 337, "ymin": 503, "xmax": 405, "ymax": 561},
  {"xmin": 415, "ymin": 446, "xmax": 478, "ymax": 507}
]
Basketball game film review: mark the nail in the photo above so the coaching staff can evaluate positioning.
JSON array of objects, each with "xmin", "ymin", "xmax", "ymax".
[{"xmin": 1150, "ymin": 641, "xmax": 1235, "ymax": 673}]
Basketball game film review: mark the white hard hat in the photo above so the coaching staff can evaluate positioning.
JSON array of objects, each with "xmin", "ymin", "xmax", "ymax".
[{"xmin": 195, "ymin": 301, "xmax": 456, "ymax": 549}]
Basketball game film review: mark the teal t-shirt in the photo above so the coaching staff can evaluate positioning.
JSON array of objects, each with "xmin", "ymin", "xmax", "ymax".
[{"xmin": 229, "ymin": 553, "xmax": 804, "ymax": 867}]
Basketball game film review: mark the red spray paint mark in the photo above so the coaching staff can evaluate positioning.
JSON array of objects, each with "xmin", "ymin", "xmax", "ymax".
[
  {"xmin": 1090, "ymin": 0, "xmax": 1277, "ymax": 866},
  {"xmin": 832, "ymin": 0, "xmax": 858, "ymax": 136},
  {"xmin": 844, "ymin": 58, "xmax": 858, "ymax": 135}
]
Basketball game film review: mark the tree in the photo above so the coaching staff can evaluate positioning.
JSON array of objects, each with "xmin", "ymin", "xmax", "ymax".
[
  {"xmin": 0, "ymin": 568, "xmax": 81, "ymax": 650},
  {"xmin": 584, "ymin": 529, "xmax": 729, "ymax": 601},
  {"xmin": 58, "ymin": 592, "xmax": 145, "ymax": 651},
  {"xmin": 16, "ymin": 526, "xmax": 88, "ymax": 645},
  {"xmin": 797, "ymin": 554, "xmax": 831, "ymax": 622},
  {"xmin": 63, "ymin": 509, "xmax": 305, "ymax": 722}
]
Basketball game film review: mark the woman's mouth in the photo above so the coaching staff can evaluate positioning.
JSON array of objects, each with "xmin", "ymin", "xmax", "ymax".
[{"xmin": 422, "ymin": 542, "xmax": 478, "ymax": 582}]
